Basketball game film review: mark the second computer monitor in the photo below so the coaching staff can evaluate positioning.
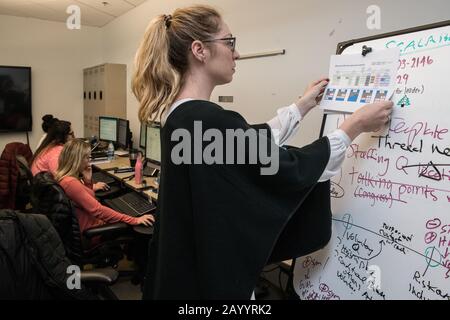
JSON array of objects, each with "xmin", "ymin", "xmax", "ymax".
[
  {"xmin": 146, "ymin": 122, "xmax": 161, "ymax": 164},
  {"xmin": 140, "ymin": 123, "xmax": 147, "ymax": 150},
  {"xmin": 117, "ymin": 118, "xmax": 130, "ymax": 149},
  {"xmin": 99, "ymin": 117, "xmax": 118, "ymax": 143}
]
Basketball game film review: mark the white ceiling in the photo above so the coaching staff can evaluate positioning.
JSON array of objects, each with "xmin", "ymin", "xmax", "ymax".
[{"xmin": 0, "ymin": 0, "xmax": 147, "ymax": 27}]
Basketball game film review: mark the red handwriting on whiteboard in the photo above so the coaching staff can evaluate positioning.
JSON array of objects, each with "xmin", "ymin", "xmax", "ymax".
[
  {"xmin": 398, "ymin": 56, "xmax": 434, "ymax": 70},
  {"xmin": 347, "ymin": 144, "xmax": 390, "ymax": 176},
  {"xmin": 389, "ymin": 118, "xmax": 449, "ymax": 145},
  {"xmin": 424, "ymin": 218, "xmax": 450, "ymax": 280}
]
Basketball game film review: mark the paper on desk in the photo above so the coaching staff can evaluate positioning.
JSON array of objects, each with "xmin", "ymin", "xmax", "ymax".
[
  {"xmin": 320, "ymin": 48, "xmax": 400, "ymax": 113},
  {"xmin": 114, "ymin": 150, "xmax": 129, "ymax": 156},
  {"xmin": 90, "ymin": 159, "xmax": 111, "ymax": 165}
]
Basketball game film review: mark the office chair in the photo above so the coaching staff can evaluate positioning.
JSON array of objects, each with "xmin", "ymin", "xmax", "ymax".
[
  {"xmin": 30, "ymin": 171, "xmax": 133, "ymax": 269},
  {"xmin": 0, "ymin": 142, "xmax": 32, "ymax": 210},
  {"xmin": 0, "ymin": 209, "xmax": 119, "ymax": 300},
  {"xmin": 16, "ymin": 154, "xmax": 33, "ymax": 184}
]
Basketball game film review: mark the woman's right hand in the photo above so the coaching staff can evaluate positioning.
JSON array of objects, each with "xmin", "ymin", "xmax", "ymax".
[
  {"xmin": 135, "ymin": 214, "xmax": 155, "ymax": 227},
  {"xmin": 295, "ymin": 78, "xmax": 329, "ymax": 117},
  {"xmin": 339, "ymin": 101, "xmax": 394, "ymax": 141}
]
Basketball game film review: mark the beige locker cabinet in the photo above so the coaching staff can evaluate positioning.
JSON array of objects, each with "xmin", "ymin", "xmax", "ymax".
[{"xmin": 83, "ymin": 63, "xmax": 126, "ymax": 138}]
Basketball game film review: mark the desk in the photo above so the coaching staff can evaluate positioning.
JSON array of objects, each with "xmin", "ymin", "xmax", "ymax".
[
  {"xmin": 92, "ymin": 156, "xmax": 129, "ymax": 171},
  {"xmin": 125, "ymin": 178, "xmax": 159, "ymax": 200},
  {"xmin": 92, "ymin": 156, "xmax": 158, "ymax": 235},
  {"xmin": 92, "ymin": 156, "xmax": 159, "ymax": 201}
]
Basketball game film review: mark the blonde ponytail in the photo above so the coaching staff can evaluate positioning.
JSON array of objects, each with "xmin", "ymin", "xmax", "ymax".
[{"xmin": 132, "ymin": 15, "xmax": 181, "ymax": 122}]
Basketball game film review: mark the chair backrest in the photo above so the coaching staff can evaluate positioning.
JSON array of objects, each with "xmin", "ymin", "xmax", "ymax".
[
  {"xmin": 0, "ymin": 142, "xmax": 32, "ymax": 210},
  {"xmin": 15, "ymin": 155, "xmax": 33, "ymax": 210},
  {"xmin": 16, "ymin": 155, "xmax": 33, "ymax": 184},
  {"xmin": 31, "ymin": 172, "xmax": 84, "ymax": 264}
]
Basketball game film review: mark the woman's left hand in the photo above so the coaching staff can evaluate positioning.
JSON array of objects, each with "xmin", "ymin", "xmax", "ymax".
[{"xmin": 295, "ymin": 77, "xmax": 329, "ymax": 117}]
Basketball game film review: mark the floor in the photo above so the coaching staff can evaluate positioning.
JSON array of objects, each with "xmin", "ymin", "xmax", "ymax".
[
  {"xmin": 109, "ymin": 263, "xmax": 289, "ymax": 300},
  {"xmin": 109, "ymin": 258, "xmax": 143, "ymax": 300},
  {"xmin": 110, "ymin": 276, "xmax": 143, "ymax": 300}
]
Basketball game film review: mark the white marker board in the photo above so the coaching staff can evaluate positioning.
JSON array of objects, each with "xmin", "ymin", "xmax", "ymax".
[{"xmin": 294, "ymin": 21, "xmax": 450, "ymax": 300}]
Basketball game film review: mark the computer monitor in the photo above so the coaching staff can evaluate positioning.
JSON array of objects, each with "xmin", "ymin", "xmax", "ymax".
[
  {"xmin": 99, "ymin": 116, "xmax": 118, "ymax": 143},
  {"xmin": 145, "ymin": 122, "xmax": 161, "ymax": 164},
  {"xmin": 117, "ymin": 118, "xmax": 130, "ymax": 149},
  {"xmin": 139, "ymin": 123, "xmax": 147, "ymax": 150}
]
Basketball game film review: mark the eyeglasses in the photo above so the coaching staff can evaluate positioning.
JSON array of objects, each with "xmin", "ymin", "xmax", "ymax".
[{"xmin": 202, "ymin": 37, "xmax": 236, "ymax": 52}]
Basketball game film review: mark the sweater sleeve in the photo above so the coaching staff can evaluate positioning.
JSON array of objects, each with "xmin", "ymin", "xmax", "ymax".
[
  {"xmin": 267, "ymin": 103, "xmax": 302, "ymax": 146},
  {"xmin": 232, "ymin": 110, "xmax": 329, "ymax": 187},
  {"xmin": 48, "ymin": 145, "xmax": 64, "ymax": 175},
  {"xmin": 63, "ymin": 178, "xmax": 139, "ymax": 225},
  {"xmin": 319, "ymin": 129, "xmax": 352, "ymax": 182}
]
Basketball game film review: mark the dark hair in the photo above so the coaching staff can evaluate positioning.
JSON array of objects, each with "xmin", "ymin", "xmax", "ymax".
[
  {"xmin": 41, "ymin": 114, "xmax": 59, "ymax": 133},
  {"xmin": 32, "ymin": 120, "xmax": 72, "ymax": 164}
]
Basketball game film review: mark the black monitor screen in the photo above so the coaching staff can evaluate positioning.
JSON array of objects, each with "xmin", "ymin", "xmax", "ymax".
[
  {"xmin": 140, "ymin": 123, "xmax": 147, "ymax": 149},
  {"xmin": 118, "ymin": 118, "xmax": 129, "ymax": 148},
  {"xmin": 99, "ymin": 117, "xmax": 118, "ymax": 142},
  {"xmin": 0, "ymin": 66, "xmax": 32, "ymax": 132}
]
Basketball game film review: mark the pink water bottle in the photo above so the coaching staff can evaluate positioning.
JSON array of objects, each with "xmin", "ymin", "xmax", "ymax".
[{"xmin": 134, "ymin": 152, "xmax": 143, "ymax": 185}]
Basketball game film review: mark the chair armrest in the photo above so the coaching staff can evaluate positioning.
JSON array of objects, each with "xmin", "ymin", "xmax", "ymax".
[
  {"xmin": 83, "ymin": 222, "xmax": 130, "ymax": 239},
  {"xmin": 80, "ymin": 267, "xmax": 119, "ymax": 285}
]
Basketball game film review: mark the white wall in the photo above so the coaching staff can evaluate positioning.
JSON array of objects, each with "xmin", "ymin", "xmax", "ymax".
[
  {"xmin": 101, "ymin": 0, "xmax": 450, "ymax": 148},
  {"xmin": 0, "ymin": 14, "xmax": 102, "ymax": 152},
  {"xmin": 2, "ymin": 0, "xmax": 450, "ymax": 152}
]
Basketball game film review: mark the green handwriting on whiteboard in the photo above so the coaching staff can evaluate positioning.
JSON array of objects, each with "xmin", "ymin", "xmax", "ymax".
[{"xmin": 386, "ymin": 33, "xmax": 450, "ymax": 54}]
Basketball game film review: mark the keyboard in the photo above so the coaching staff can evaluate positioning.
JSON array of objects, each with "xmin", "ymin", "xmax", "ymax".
[
  {"xmin": 92, "ymin": 171, "xmax": 115, "ymax": 185},
  {"xmin": 105, "ymin": 192, "xmax": 156, "ymax": 217}
]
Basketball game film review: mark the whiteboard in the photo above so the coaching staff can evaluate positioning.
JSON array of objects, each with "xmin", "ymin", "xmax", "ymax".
[{"xmin": 293, "ymin": 22, "xmax": 450, "ymax": 300}]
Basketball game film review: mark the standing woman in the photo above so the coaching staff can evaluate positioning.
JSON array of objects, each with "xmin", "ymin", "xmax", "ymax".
[{"xmin": 132, "ymin": 5, "xmax": 393, "ymax": 299}]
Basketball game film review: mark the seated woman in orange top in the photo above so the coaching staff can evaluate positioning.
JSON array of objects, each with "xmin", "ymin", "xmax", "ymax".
[
  {"xmin": 31, "ymin": 120, "xmax": 108, "ymax": 192},
  {"xmin": 55, "ymin": 139, "xmax": 154, "ymax": 234}
]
